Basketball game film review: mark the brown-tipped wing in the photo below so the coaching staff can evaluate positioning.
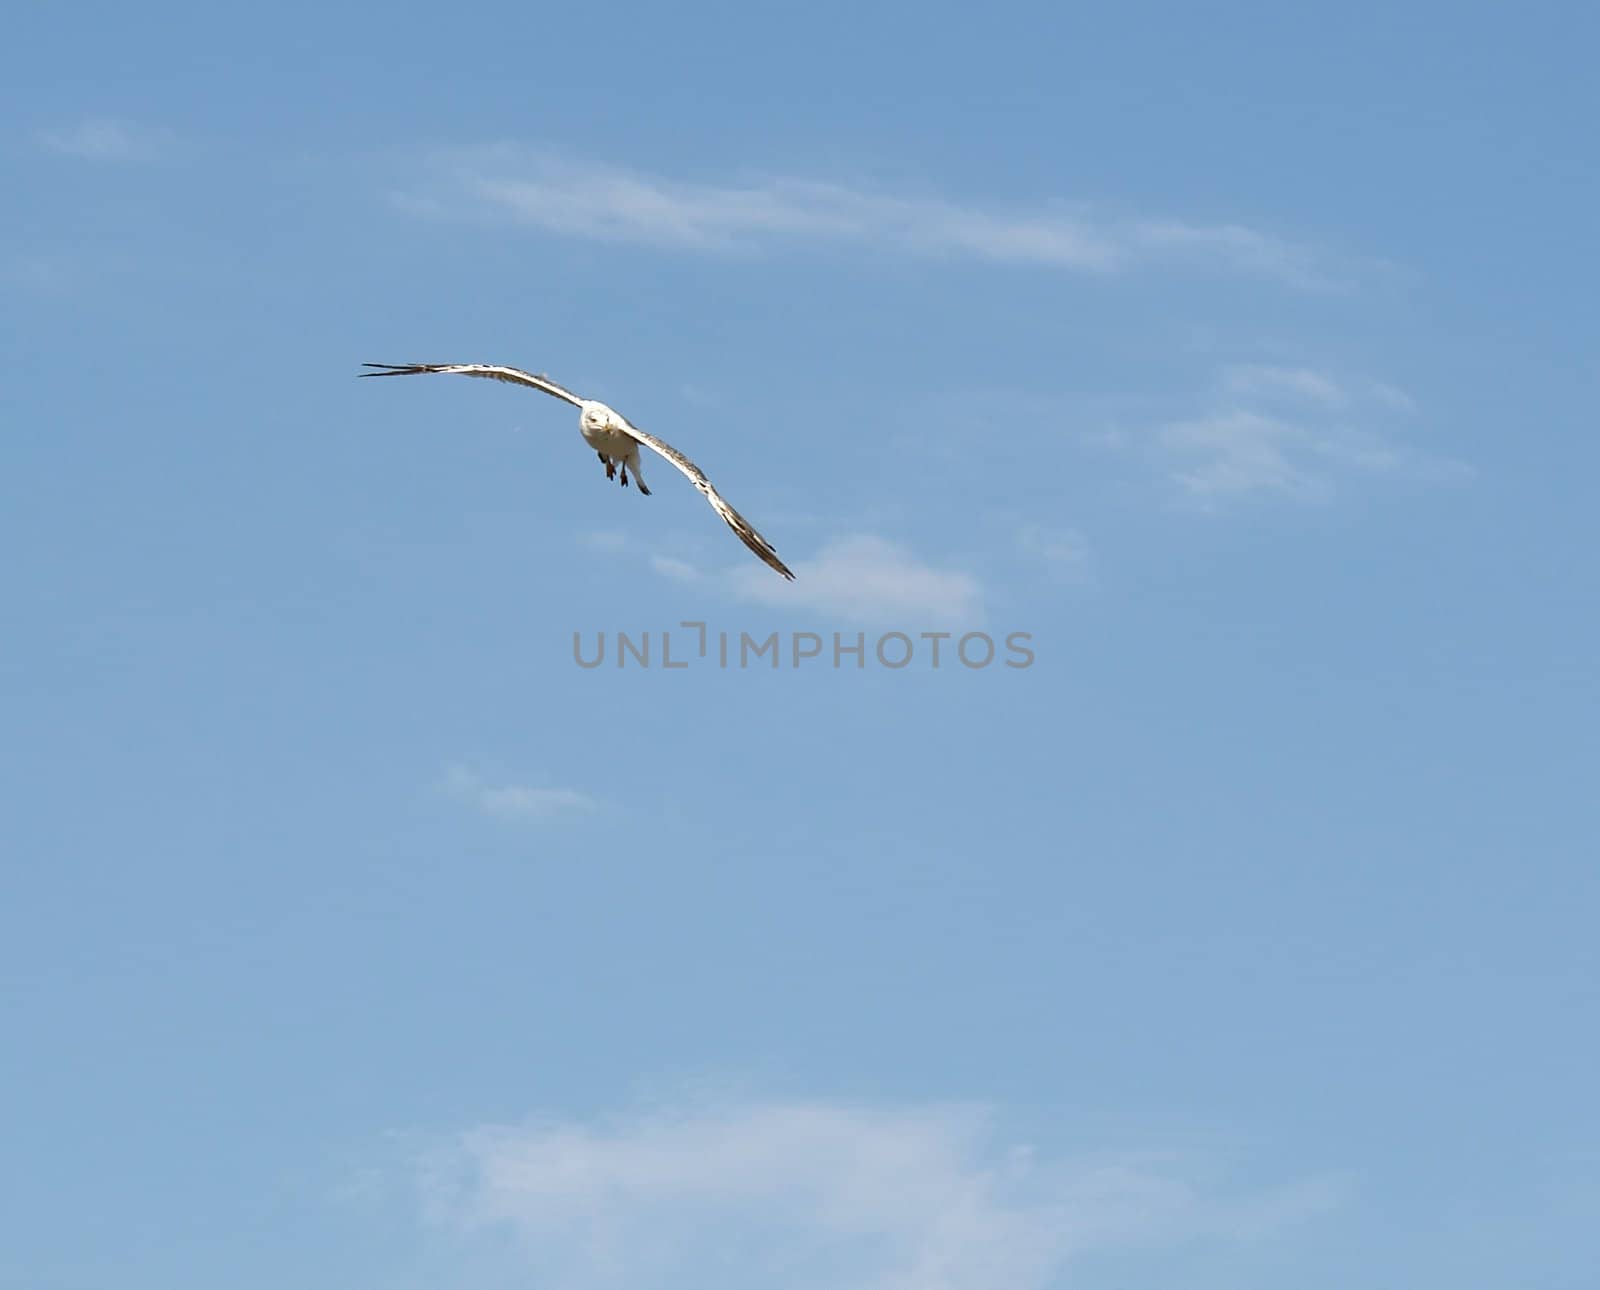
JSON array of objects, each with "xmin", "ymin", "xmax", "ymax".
[
  {"xmin": 359, "ymin": 362, "xmax": 585, "ymax": 408},
  {"xmin": 615, "ymin": 420, "xmax": 795, "ymax": 581}
]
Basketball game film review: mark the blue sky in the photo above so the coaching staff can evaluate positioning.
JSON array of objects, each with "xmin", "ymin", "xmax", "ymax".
[{"xmin": 2, "ymin": 2, "xmax": 1597, "ymax": 1287}]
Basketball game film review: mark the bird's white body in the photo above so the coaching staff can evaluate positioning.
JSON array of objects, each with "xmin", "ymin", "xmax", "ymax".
[{"xmin": 579, "ymin": 401, "xmax": 649, "ymax": 491}]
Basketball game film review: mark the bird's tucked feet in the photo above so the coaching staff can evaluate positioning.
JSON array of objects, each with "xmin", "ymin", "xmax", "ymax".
[{"xmin": 603, "ymin": 458, "xmax": 616, "ymax": 480}]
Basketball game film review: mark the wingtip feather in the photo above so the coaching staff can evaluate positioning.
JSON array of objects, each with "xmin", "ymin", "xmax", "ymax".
[{"xmin": 358, "ymin": 362, "xmax": 424, "ymax": 377}]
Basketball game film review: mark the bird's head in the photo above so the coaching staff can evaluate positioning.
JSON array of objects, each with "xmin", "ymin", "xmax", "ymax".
[{"xmin": 580, "ymin": 401, "xmax": 615, "ymax": 432}]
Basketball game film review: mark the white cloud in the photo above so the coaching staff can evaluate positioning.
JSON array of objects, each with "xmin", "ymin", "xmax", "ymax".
[
  {"xmin": 415, "ymin": 1098, "xmax": 1342, "ymax": 1290},
  {"xmin": 1131, "ymin": 220, "xmax": 1328, "ymax": 286},
  {"xmin": 402, "ymin": 149, "xmax": 1330, "ymax": 286},
  {"xmin": 1369, "ymin": 382, "xmax": 1419, "ymax": 413},
  {"xmin": 1221, "ymin": 364, "xmax": 1347, "ymax": 406},
  {"xmin": 1128, "ymin": 365, "xmax": 1468, "ymax": 505},
  {"xmin": 601, "ymin": 528, "xmax": 982, "ymax": 625},
  {"xmin": 1017, "ymin": 526, "xmax": 1091, "ymax": 577},
  {"xmin": 649, "ymin": 553, "xmax": 702, "ymax": 582},
  {"xmin": 726, "ymin": 535, "xmax": 983, "ymax": 626},
  {"xmin": 441, "ymin": 765, "xmax": 597, "ymax": 821},
  {"xmin": 1159, "ymin": 410, "xmax": 1322, "ymax": 500},
  {"xmin": 37, "ymin": 117, "xmax": 174, "ymax": 163},
  {"xmin": 579, "ymin": 530, "xmax": 629, "ymax": 553}
]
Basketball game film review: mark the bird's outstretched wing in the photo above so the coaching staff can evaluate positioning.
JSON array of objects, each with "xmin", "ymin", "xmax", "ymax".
[
  {"xmin": 359, "ymin": 361, "xmax": 796, "ymax": 580},
  {"xmin": 359, "ymin": 362, "xmax": 585, "ymax": 408},
  {"xmin": 612, "ymin": 418, "xmax": 795, "ymax": 581}
]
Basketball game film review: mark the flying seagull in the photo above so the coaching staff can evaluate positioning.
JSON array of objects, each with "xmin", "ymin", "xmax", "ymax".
[{"xmin": 360, "ymin": 362, "xmax": 795, "ymax": 580}]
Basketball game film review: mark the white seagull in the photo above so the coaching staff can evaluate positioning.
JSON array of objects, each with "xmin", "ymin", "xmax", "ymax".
[{"xmin": 360, "ymin": 362, "xmax": 795, "ymax": 580}]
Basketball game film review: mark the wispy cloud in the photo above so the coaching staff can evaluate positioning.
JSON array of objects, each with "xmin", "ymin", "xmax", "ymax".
[
  {"xmin": 414, "ymin": 1097, "xmax": 1343, "ymax": 1290},
  {"xmin": 440, "ymin": 765, "xmax": 597, "ymax": 821},
  {"xmin": 399, "ymin": 148, "xmax": 1332, "ymax": 286},
  {"xmin": 655, "ymin": 534, "xmax": 983, "ymax": 626},
  {"xmin": 1017, "ymin": 525, "xmax": 1092, "ymax": 579},
  {"xmin": 1221, "ymin": 364, "xmax": 1347, "ymax": 406},
  {"xmin": 730, "ymin": 535, "xmax": 982, "ymax": 624},
  {"xmin": 37, "ymin": 116, "xmax": 175, "ymax": 163},
  {"xmin": 578, "ymin": 530, "xmax": 630, "ymax": 553},
  {"xmin": 1160, "ymin": 409, "xmax": 1326, "ymax": 499},
  {"xmin": 1128, "ymin": 365, "xmax": 1469, "ymax": 505},
  {"xmin": 649, "ymin": 553, "xmax": 703, "ymax": 583},
  {"xmin": 590, "ymin": 527, "xmax": 983, "ymax": 625}
]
